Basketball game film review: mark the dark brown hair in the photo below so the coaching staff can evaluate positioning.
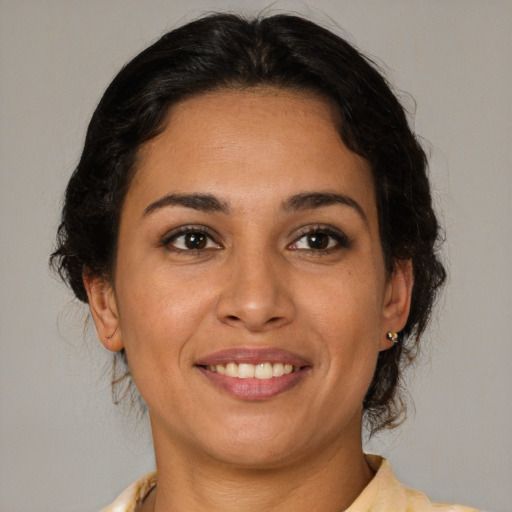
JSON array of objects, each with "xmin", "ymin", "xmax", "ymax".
[{"xmin": 51, "ymin": 13, "xmax": 446, "ymax": 434}]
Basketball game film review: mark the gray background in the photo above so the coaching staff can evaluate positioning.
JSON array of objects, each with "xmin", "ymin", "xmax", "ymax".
[{"xmin": 1, "ymin": 1, "xmax": 511, "ymax": 511}]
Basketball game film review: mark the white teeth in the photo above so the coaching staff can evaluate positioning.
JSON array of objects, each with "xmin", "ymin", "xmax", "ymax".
[
  {"xmin": 225, "ymin": 362, "xmax": 238, "ymax": 377},
  {"xmin": 207, "ymin": 362, "xmax": 300, "ymax": 379},
  {"xmin": 238, "ymin": 363, "xmax": 255, "ymax": 379},
  {"xmin": 272, "ymin": 363, "xmax": 284, "ymax": 377},
  {"xmin": 255, "ymin": 362, "xmax": 273, "ymax": 379}
]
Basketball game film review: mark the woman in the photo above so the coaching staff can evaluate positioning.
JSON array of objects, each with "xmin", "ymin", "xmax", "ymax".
[{"xmin": 51, "ymin": 13, "xmax": 478, "ymax": 512}]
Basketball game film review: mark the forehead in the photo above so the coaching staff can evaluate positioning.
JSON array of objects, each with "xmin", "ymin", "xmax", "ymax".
[{"xmin": 129, "ymin": 88, "xmax": 375, "ymax": 216}]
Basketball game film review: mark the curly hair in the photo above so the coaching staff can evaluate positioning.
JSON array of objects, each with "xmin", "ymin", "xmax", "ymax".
[{"xmin": 50, "ymin": 13, "xmax": 446, "ymax": 434}]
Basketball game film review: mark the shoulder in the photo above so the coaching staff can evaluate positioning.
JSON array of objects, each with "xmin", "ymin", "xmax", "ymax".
[
  {"xmin": 402, "ymin": 485, "xmax": 480, "ymax": 512},
  {"xmin": 347, "ymin": 455, "xmax": 481, "ymax": 512},
  {"xmin": 100, "ymin": 471, "xmax": 156, "ymax": 512}
]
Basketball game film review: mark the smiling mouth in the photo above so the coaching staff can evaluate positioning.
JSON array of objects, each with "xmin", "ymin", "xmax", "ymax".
[
  {"xmin": 203, "ymin": 362, "xmax": 301, "ymax": 379},
  {"xmin": 196, "ymin": 348, "xmax": 310, "ymax": 399}
]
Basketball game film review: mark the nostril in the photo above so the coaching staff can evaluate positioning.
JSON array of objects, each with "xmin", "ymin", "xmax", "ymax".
[{"xmin": 216, "ymin": 289, "xmax": 295, "ymax": 330}]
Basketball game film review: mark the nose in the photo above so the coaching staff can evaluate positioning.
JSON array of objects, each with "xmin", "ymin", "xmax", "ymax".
[{"xmin": 215, "ymin": 247, "xmax": 296, "ymax": 332}]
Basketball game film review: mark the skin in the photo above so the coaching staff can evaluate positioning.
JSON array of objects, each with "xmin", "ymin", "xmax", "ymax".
[{"xmin": 85, "ymin": 88, "xmax": 413, "ymax": 512}]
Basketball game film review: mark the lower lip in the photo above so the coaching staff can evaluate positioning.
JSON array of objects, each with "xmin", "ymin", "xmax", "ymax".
[{"xmin": 198, "ymin": 367, "xmax": 309, "ymax": 400}]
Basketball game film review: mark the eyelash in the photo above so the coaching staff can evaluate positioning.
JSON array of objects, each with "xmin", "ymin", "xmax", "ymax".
[
  {"xmin": 160, "ymin": 225, "xmax": 221, "ymax": 254},
  {"xmin": 289, "ymin": 225, "xmax": 351, "ymax": 254},
  {"xmin": 159, "ymin": 225, "xmax": 350, "ymax": 255}
]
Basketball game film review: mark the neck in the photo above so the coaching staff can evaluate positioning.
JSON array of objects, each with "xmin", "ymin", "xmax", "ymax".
[{"xmin": 146, "ymin": 416, "xmax": 374, "ymax": 512}]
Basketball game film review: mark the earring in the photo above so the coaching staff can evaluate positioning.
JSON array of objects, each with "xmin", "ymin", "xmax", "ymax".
[{"xmin": 386, "ymin": 331, "xmax": 399, "ymax": 344}]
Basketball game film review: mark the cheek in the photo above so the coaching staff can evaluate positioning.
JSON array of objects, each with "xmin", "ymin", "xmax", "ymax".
[
  {"xmin": 300, "ymin": 268, "xmax": 383, "ymax": 387},
  {"xmin": 114, "ymin": 261, "xmax": 215, "ymax": 376},
  {"xmin": 303, "ymin": 264, "xmax": 384, "ymax": 338}
]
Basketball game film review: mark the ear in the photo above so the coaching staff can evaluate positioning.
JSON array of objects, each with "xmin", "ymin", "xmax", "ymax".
[
  {"xmin": 380, "ymin": 259, "xmax": 414, "ymax": 351},
  {"xmin": 83, "ymin": 272, "xmax": 123, "ymax": 352}
]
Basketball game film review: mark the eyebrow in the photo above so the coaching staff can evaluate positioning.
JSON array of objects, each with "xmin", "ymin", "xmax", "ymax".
[
  {"xmin": 143, "ymin": 190, "xmax": 367, "ymax": 222},
  {"xmin": 283, "ymin": 192, "xmax": 367, "ymax": 223},
  {"xmin": 143, "ymin": 193, "xmax": 230, "ymax": 217}
]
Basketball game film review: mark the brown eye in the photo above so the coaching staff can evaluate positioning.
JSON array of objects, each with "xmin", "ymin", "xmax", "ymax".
[
  {"xmin": 306, "ymin": 233, "xmax": 329, "ymax": 250},
  {"xmin": 184, "ymin": 232, "xmax": 207, "ymax": 250},
  {"xmin": 289, "ymin": 226, "xmax": 350, "ymax": 253},
  {"xmin": 162, "ymin": 227, "xmax": 221, "ymax": 252}
]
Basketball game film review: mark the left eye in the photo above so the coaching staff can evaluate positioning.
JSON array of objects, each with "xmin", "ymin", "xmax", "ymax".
[
  {"xmin": 164, "ymin": 230, "xmax": 221, "ymax": 251},
  {"xmin": 290, "ymin": 229, "xmax": 348, "ymax": 251}
]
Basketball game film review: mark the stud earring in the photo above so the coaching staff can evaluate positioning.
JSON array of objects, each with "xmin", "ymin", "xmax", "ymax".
[{"xmin": 386, "ymin": 331, "xmax": 399, "ymax": 344}]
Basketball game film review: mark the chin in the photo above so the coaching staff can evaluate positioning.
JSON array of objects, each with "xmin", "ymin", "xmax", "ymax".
[{"xmin": 193, "ymin": 414, "xmax": 336, "ymax": 470}]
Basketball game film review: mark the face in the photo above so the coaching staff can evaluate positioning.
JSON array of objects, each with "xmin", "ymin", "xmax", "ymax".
[{"xmin": 86, "ymin": 88, "xmax": 411, "ymax": 469}]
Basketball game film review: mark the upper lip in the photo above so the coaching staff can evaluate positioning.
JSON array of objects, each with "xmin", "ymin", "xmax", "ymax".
[{"xmin": 195, "ymin": 347, "xmax": 311, "ymax": 368}]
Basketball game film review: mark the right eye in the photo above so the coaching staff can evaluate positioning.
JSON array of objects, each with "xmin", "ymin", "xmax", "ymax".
[{"xmin": 162, "ymin": 227, "xmax": 222, "ymax": 252}]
